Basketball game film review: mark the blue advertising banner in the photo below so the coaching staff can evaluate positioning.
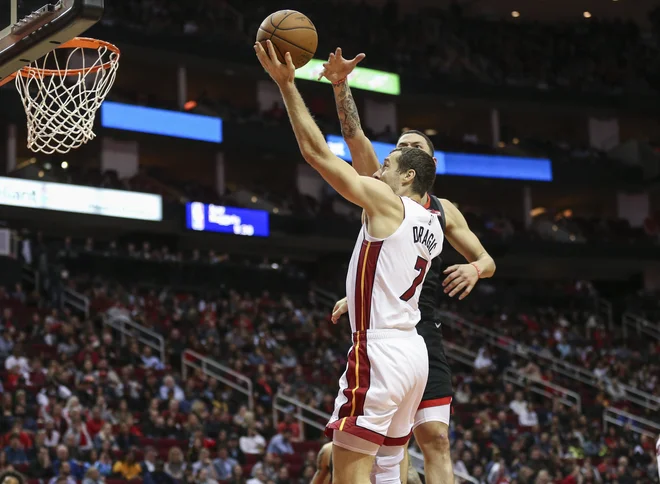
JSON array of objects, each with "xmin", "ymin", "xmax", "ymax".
[
  {"xmin": 101, "ymin": 102, "xmax": 223, "ymax": 143},
  {"xmin": 185, "ymin": 202, "xmax": 269, "ymax": 237},
  {"xmin": 326, "ymin": 135, "xmax": 552, "ymax": 182}
]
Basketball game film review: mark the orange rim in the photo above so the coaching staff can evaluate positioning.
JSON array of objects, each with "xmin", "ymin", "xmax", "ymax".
[{"xmin": 5, "ymin": 37, "xmax": 120, "ymax": 83}]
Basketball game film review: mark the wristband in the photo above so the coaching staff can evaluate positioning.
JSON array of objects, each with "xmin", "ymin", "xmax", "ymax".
[
  {"xmin": 470, "ymin": 262, "xmax": 481, "ymax": 278},
  {"xmin": 332, "ymin": 77, "xmax": 347, "ymax": 87}
]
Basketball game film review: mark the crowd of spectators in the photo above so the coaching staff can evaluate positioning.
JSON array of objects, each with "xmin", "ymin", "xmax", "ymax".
[
  {"xmin": 99, "ymin": 0, "xmax": 660, "ymax": 96},
  {"xmin": 1, "ymin": 232, "xmax": 659, "ymax": 483},
  {"xmin": 443, "ymin": 279, "xmax": 660, "ymax": 406}
]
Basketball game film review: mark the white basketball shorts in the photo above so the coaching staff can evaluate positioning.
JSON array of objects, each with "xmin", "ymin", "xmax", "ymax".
[{"xmin": 325, "ymin": 328, "xmax": 429, "ymax": 453}]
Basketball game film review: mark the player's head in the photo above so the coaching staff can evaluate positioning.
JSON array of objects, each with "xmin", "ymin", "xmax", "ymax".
[
  {"xmin": 376, "ymin": 147, "xmax": 436, "ymax": 198},
  {"xmin": 397, "ymin": 130, "xmax": 435, "ymax": 159}
]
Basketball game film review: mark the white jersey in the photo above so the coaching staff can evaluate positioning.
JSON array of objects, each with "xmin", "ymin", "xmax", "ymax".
[{"xmin": 346, "ymin": 196, "xmax": 444, "ymax": 333}]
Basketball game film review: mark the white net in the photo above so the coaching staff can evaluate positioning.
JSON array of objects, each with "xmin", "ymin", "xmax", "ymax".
[{"xmin": 14, "ymin": 38, "xmax": 120, "ymax": 154}]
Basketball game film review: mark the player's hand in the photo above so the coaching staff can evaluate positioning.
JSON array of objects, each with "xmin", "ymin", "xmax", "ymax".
[
  {"xmin": 442, "ymin": 264, "xmax": 479, "ymax": 300},
  {"xmin": 318, "ymin": 48, "xmax": 366, "ymax": 83},
  {"xmin": 254, "ymin": 40, "xmax": 295, "ymax": 87},
  {"xmin": 331, "ymin": 296, "xmax": 348, "ymax": 324}
]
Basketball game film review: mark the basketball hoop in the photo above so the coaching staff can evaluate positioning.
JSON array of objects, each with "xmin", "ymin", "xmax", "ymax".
[{"xmin": 3, "ymin": 37, "xmax": 120, "ymax": 154}]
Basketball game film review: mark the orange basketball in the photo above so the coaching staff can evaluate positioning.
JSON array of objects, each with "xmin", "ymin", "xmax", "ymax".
[{"xmin": 256, "ymin": 10, "xmax": 318, "ymax": 69}]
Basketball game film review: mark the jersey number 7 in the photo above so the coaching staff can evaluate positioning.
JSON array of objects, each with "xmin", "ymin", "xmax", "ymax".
[{"xmin": 399, "ymin": 256, "xmax": 429, "ymax": 301}]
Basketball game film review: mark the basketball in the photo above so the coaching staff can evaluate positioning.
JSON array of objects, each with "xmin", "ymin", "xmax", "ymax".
[{"xmin": 256, "ymin": 10, "xmax": 318, "ymax": 69}]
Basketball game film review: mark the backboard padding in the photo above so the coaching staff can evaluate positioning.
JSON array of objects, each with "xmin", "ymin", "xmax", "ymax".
[{"xmin": 0, "ymin": 0, "xmax": 103, "ymax": 84}]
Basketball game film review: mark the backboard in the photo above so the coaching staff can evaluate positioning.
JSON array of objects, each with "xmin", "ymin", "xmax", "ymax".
[{"xmin": 0, "ymin": 0, "xmax": 104, "ymax": 85}]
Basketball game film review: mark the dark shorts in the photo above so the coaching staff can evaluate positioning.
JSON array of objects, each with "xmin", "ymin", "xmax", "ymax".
[{"xmin": 417, "ymin": 320, "xmax": 453, "ymax": 405}]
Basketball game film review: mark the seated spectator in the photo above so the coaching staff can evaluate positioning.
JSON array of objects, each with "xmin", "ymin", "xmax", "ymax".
[
  {"xmin": 141, "ymin": 446, "xmax": 157, "ymax": 474},
  {"xmin": 518, "ymin": 403, "xmax": 539, "ymax": 428},
  {"xmin": 143, "ymin": 460, "xmax": 176, "ymax": 484},
  {"xmin": 142, "ymin": 346, "xmax": 165, "ymax": 370},
  {"xmin": 228, "ymin": 463, "xmax": 246, "ymax": 484},
  {"xmin": 93, "ymin": 451, "xmax": 113, "ymax": 477},
  {"xmin": 63, "ymin": 421, "xmax": 93, "ymax": 452},
  {"xmin": 164, "ymin": 446, "xmax": 186, "ymax": 480},
  {"xmin": 474, "ymin": 347, "xmax": 494, "ymax": 371},
  {"xmin": 266, "ymin": 429, "xmax": 294, "ymax": 455},
  {"xmin": 116, "ymin": 423, "xmax": 139, "ymax": 451},
  {"xmin": 112, "ymin": 449, "xmax": 141, "ymax": 480},
  {"xmin": 53, "ymin": 445, "xmax": 87, "ymax": 481},
  {"xmin": 85, "ymin": 407, "xmax": 105, "ymax": 437},
  {"xmin": 509, "ymin": 391, "xmax": 527, "ymax": 417},
  {"xmin": 212, "ymin": 446, "xmax": 237, "ymax": 481},
  {"xmin": 607, "ymin": 378, "xmax": 627, "ymax": 401},
  {"xmin": 192, "ymin": 448, "xmax": 214, "ymax": 477},
  {"xmin": 49, "ymin": 461, "xmax": 77, "ymax": 484},
  {"xmin": 275, "ymin": 414, "xmax": 300, "ymax": 441},
  {"xmin": 4, "ymin": 435, "xmax": 27, "ymax": 466},
  {"xmin": 82, "ymin": 466, "xmax": 104, "ymax": 484},
  {"xmin": 240, "ymin": 427, "xmax": 267, "ymax": 456},
  {"xmin": 227, "ymin": 433, "xmax": 246, "ymax": 465},
  {"xmin": 160, "ymin": 376, "xmax": 184, "ymax": 401},
  {"xmin": 43, "ymin": 420, "xmax": 61, "ymax": 449},
  {"xmin": 250, "ymin": 453, "xmax": 278, "ymax": 481},
  {"xmin": 5, "ymin": 346, "xmax": 30, "ymax": 381},
  {"xmin": 93, "ymin": 423, "xmax": 118, "ymax": 451},
  {"xmin": 247, "ymin": 468, "xmax": 267, "ymax": 484},
  {"xmin": 196, "ymin": 467, "xmax": 219, "ymax": 484},
  {"xmin": 28, "ymin": 446, "xmax": 53, "ymax": 479}
]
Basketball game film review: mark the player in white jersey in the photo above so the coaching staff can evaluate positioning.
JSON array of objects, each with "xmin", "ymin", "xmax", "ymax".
[{"xmin": 255, "ymin": 41, "xmax": 442, "ymax": 484}]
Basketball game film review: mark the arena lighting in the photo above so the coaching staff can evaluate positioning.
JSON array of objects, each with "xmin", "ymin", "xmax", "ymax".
[
  {"xmin": 326, "ymin": 135, "xmax": 553, "ymax": 181},
  {"xmin": 295, "ymin": 59, "xmax": 400, "ymax": 95},
  {"xmin": 101, "ymin": 102, "xmax": 223, "ymax": 143},
  {"xmin": 583, "ymin": 11, "xmax": 592, "ymax": 18},
  {"xmin": 61, "ymin": 161, "xmax": 68, "ymax": 169},
  {"xmin": 511, "ymin": 11, "xmax": 520, "ymax": 18}
]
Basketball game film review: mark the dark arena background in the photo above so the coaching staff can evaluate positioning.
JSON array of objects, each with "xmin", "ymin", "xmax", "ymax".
[{"xmin": 0, "ymin": 0, "xmax": 660, "ymax": 483}]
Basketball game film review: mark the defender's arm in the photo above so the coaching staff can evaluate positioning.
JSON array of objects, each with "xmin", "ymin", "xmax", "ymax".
[
  {"xmin": 441, "ymin": 199, "xmax": 496, "ymax": 278},
  {"xmin": 332, "ymin": 81, "xmax": 380, "ymax": 177}
]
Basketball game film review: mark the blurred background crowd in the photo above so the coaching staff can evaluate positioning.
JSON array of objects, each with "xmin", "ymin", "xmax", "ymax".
[{"xmin": 2, "ymin": 0, "xmax": 660, "ymax": 483}]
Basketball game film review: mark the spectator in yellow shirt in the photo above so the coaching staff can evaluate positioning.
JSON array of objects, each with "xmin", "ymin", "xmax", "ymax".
[{"xmin": 112, "ymin": 450, "xmax": 142, "ymax": 481}]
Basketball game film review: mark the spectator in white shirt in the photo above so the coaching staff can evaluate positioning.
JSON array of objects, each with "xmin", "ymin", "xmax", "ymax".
[
  {"xmin": 509, "ymin": 391, "xmax": 527, "ymax": 417},
  {"xmin": 5, "ymin": 346, "xmax": 30, "ymax": 380},
  {"xmin": 247, "ymin": 468, "xmax": 267, "ymax": 484},
  {"xmin": 474, "ymin": 347, "xmax": 494, "ymax": 371},
  {"xmin": 159, "ymin": 375, "xmax": 185, "ymax": 401},
  {"xmin": 518, "ymin": 403, "xmax": 539, "ymax": 427},
  {"xmin": 141, "ymin": 346, "xmax": 164, "ymax": 370},
  {"xmin": 607, "ymin": 378, "xmax": 627, "ymax": 401},
  {"xmin": 43, "ymin": 420, "xmax": 61, "ymax": 448},
  {"xmin": 240, "ymin": 427, "xmax": 266, "ymax": 455}
]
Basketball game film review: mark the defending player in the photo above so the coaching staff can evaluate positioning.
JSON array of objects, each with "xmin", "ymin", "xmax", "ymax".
[
  {"xmin": 320, "ymin": 49, "xmax": 496, "ymax": 484},
  {"xmin": 256, "ymin": 40, "xmax": 443, "ymax": 484},
  {"xmin": 312, "ymin": 442, "xmax": 422, "ymax": 484}
]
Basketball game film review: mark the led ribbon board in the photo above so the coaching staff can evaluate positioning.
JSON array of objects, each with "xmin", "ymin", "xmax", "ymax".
[
  {"xmin": 186, "ymin": 202, "xmax": 270, "ymax": 237},
  {"xmin": 101, "ymin": 102, "xmax": 223, "ymax": 143},
  {"xmin": 296, "ymin": 60, "xmax": 400, "ymax": 95},
  {"xmin": 326, "ymin": 135, "xmax": 552, "ymax": 181},
  {"xmin": 0, "ymin": 177, "xmax": 163, "ymax": 220}
]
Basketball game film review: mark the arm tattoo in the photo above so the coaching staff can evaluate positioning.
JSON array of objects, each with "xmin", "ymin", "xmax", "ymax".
[{"xmin": 335, "ymin": 82, "xmax": 362, "ymax": 139}]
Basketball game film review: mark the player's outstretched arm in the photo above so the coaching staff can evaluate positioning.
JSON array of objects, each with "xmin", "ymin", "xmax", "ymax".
[
  {"xmin": 440, "ymin": 199, "xmax": 496, "ymax": 300},
  {"xmin": 255, "ymin": 41, "xmax": 399, "ymax": 216},
  {"xmin": 319, "ymin": 48, "xmax": 380, "ymax": 177}
]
